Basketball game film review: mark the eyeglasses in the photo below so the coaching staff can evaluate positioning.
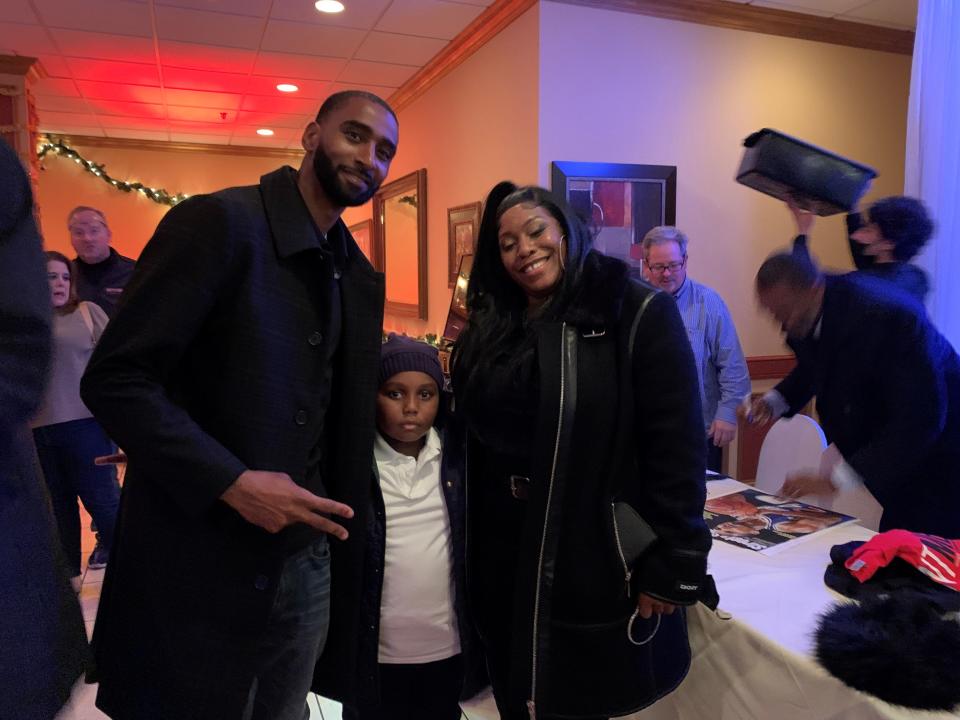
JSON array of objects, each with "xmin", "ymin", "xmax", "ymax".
[{"xmin": 646, "ymin": 259, "xmax": 686, "ymax": 274}]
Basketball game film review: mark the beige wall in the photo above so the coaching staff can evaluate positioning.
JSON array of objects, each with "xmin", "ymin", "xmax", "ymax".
[
  {"xmin": 37, "ymin": 142, "xmax": 295, "ymax": 259},
  {"xmin": 538, "ymin": 1, "xmax": 911, "ymax": 356},
  {"xmin": 343, "ymin": 3, "xmax": 540, "ymax": 336}
]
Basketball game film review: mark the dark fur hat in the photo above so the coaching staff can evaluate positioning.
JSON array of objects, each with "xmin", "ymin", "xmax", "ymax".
[{"xmin": 815, "ymin": 592, "xmax": 960, "ymax": 711}]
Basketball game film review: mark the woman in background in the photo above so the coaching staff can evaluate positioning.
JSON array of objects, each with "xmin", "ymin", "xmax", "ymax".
[
  {"xmin": 32, "ymin": 250, "xmax": 120, "ymax": 587},
  {"xmin": 451, "ymin": 182, "xmax": 711, "ymax": 719}
]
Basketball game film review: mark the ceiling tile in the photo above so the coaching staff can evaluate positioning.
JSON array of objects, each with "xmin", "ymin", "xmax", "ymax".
[
  {"xmin": 103, "ymin": 128, "xmax": 171, "ymax": 141},
  {"xmin": 240, "ymin": 94, "xmax": 323, "ymax": 114},
  {"xmin": 353, "ymin": 32, "xmax": 447, "ymax": 65},
  {"xmin": 86, "ymin": 99, "xmax": 166, "ymax": 119},
  {"xmin": 338, "ymin": 59, "xmax": 416, "ymax": 87},
  {"xmin": 246, "ymin": 75, "xmax": 331, "ymax": 99},
  {"xmin": 36, "ymin": 54, "xmax": 73, "ymax": 78},
  {"xmin": 76, "ymin": 80, "xmax": 164, "ymax": 104},
  {"xmin": 33, "ymin": 77, "xmax": 81, "ymax": 97},
  {"xmin": 52, "ymin": 30, "xmax": 157, "ymax": 64},
  {"xmin": 166, "ymin": 105, "xmax": 237, "ymax": 123},
  {"xmin": 236, "ymin": 110, "xmax": 309, "ymax": 129},
  {"xmin": 164, "ymin": 88, "xmax": 242, "ymax": 109},
  {"xmin": 0, "ymin": 23, "xmax": 60, "ymax": 56},
  {"xmin": 0, "ymin": 0, "xmax": 38, "ymax": 24},
  {"xmin": 167, "ymin": 119, "xmax": 237, "ymax": 134},
  {"xmin": 155, "ymin": 6, "xmax": 265, "ymax": 50},
  {"xmin": 260, "ymin": 19, "xmax": 366, "ymax": 57},
  {"xmin": 840, "ymin": 0, "xmax": 918, "ymax": 29},
  {"xmin": 155, "ymin": 0, "xmax": 272, "ymax": 18},
  {"xmin": 39, "ymin": 123, "xmax": 105, "ymax": 137},
  {"xmin": 97, "ymin": 113, "xmax": 169, "ymax": 128},
  {"xmin": 168, "ymin": 131, "xmax": 233, "ymax": 144},
  {"xmin": 159, "ymin": 40, "xmax": 257, "ymax": 74},
  {"xmin": 67, "ymin": 58, "xmax": 160, "ymax": 85},
  {"xmin": 38, "ymin": 110, "xmax": 102, "ymax": 128},
  {"xmin": 252, "ymin": 51, "xmax": 346, "ymax": 80},
  {"xmin": 441, "ymin": 0, "xmax": 494, "ymax": 6},
  {"xmin": 163, "ymin": 67, "xmax": 251, "ymax": 94},
  {"xmin": 269, "ymin": 0, "xmax": 392, "ymax": 30},
  {"xmin": 33, "ymin": 0, "xmax": 153, "ymax": 38},
  {"xmin": 34, "ymin": 95, "xmax": 91, "ymax": 113},
  {"xmin": 375, "ymin": 0, "xmax": 484, "ymax": 40}
]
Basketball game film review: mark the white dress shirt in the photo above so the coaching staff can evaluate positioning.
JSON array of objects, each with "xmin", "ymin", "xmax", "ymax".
[{"xmin": 374, "ymin": 428, "xmax": 461, "ymax": 664}]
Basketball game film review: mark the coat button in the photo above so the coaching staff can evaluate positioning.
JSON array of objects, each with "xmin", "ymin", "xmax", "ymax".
[
  {"xmin": 254, "ymin": 574, "xmax": 269, "ymax": 591},
  {"xmin": 308, "ymin": 331, "xmax": 323, "ymax": 346},
  {"xmin": 295, "ymin": 410, "xmax": 308, "ymax": 425}
]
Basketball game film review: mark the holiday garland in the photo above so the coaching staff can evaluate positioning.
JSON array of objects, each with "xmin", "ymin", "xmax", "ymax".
[{"xmin": 37, "ymin": 137, "xmax": 189, "ymax": 207}]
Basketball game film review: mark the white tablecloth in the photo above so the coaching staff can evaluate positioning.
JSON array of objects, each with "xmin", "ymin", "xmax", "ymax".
[{"xmin": 462, "ymin": 478, "xmax": 960, "ymax": 720}]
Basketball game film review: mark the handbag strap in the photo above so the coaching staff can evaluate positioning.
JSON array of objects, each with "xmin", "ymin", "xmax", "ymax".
[
  {"xmin": 627, "ymin": 290, "xmax": 658, "ymax": 366},
  {"xmin": 77, "ymin": 301, "xmax": 96, "ymax": 342}
]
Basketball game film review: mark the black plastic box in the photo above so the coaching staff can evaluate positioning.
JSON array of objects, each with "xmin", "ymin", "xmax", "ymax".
[{"xmin": 736, "ymin": 128, "xmax": 877, "ymax": 216}]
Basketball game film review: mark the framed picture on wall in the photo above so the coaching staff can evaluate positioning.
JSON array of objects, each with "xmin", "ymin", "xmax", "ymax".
[
  {"xmin": 551, "ymin": 161, "xmax": 677, "ymax": 272},
  {"xmin": 348, "ymin": 219, "xmax": 379, "ymax": 269},
  {"xmin": 447, "ymin": 202, "xmax": 481, "ymax": 287}
]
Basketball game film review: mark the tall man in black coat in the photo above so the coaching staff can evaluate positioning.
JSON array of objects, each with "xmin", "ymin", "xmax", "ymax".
[
  {"xmin": 745, "ymin": 252, "xmax": 960, "ymax": 537},
  {"xmin": 80, "ymin": 91, "xmax": 399, "ymax": 720},
  {"xmin": 0, "ymin": 139, "xmax": 89, "ymax": 720}
]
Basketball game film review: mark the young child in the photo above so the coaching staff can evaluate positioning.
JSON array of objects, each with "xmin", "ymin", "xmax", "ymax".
[{"xmin": 345, "ymin": 333, "xmax": 477, "ymax": 719}]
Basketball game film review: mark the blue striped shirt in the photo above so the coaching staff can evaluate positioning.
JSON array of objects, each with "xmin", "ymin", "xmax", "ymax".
[{"xmin": 672, "ymin": 278, "xmax": 751, "ymax": 430}]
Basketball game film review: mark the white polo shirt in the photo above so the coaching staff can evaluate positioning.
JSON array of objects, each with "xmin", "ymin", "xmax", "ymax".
[{"xmin": 375, "ymin": 428, "xmax": 461, "ymax": 664}]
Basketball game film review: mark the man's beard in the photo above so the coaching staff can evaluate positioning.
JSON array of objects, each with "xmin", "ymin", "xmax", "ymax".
[{"xmin": 312, "ymin": 148, "xmax": 380, "ymax": 207}]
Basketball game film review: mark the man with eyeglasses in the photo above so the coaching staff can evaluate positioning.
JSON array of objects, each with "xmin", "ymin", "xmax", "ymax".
[
  {"xmin": 641, "ymin": 226, "xmax": 750, "ymax": 472},
  {"xmin": 68, "ymin": 206, "xmax": 135, "ymax": 320}
]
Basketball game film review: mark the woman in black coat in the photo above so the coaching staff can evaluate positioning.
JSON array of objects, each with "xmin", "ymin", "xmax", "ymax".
[{"xmin": 451, "ymin": 183, "xmax": 711, "ymax": 720}]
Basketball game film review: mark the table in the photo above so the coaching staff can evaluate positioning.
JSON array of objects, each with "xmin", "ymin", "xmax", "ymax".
[{"xmin": 461, "ymin": 478, "xmax": 960, "ymax": 719}]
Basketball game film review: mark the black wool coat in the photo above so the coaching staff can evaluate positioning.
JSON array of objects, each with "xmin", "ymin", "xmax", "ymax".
[
  {"xmin": 81, "ymin": 167, "xmax": 385, "ymax": 720},
  {"xmin": 462, "ymin": 251, "xmax": 712, "ymax": 718}
]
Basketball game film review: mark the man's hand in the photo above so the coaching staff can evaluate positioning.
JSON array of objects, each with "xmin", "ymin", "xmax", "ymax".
[
  {"xmin": 737, "ymin": 396, "xmax": 774, "ymax": 425},
  {"xmin": 220, "ymin": 470, "xmax": 354, "ymax": 539},
  {"xmin": 637, "ymin": 593, "xmax": 676, "ymax": 619},
  {"xmin": 708, "ymin": 419, "xmax": 736, "ymax": 447},
  {"xmin": 780, "ymin": 469, "xmax": 837, "ymax": 500},
  {"xmin": 787, "ymin": 198, "xmax": 815, "ymax": 236}
]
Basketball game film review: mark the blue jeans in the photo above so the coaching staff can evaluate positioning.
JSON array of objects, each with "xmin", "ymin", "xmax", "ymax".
[
  {"xmin": 243, "ymin": 537, "xmax": 332, "ymax": 720},
  {"xmin": 32, "ymin": 417, "xmax": 120, "ymax": 577}
]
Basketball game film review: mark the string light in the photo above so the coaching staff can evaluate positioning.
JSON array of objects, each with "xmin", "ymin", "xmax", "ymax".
[{"xmin": 37, "ymin": 137, "xmax": 189, "ymax": 207}]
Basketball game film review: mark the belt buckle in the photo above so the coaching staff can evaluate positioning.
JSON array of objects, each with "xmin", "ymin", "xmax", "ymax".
[{"xmin": 509, "ymin": 474, "xmax": 531, "ymax": 500}]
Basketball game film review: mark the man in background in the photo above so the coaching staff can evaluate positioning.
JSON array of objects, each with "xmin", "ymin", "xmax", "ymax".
[
  {"xmin": 642, "ymin": 226, "xmax": 751, "ymax": 472},
  {"xmin": 68, "ymin": 206, "xmax": 135, "ymax": 319},
  {"xmin": 67, "ymin": 205, "xmax": 133, "ymax": 568}
]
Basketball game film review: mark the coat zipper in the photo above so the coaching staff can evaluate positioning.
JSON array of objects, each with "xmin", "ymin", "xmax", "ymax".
[
  {"xmin": 611, "ymin": 503, "xmax": 633, "ymax": 598},
  {"xmin": 527, "ymin": 322, "xmax": 568, "ymax": 720}
]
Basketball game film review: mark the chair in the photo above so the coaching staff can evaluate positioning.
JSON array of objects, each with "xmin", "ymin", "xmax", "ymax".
[
  {"xmin": 754, "ymin": 415, "xmax": 827, "ymax": 503},
  {"xmin": 817, "ymin": 445, "xmax": 883, "ymax": 531}
]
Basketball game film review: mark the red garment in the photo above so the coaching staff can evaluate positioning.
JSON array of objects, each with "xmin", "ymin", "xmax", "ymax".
[{"xmin": 845, "ymin": 529, "xmax": 960, "ymax": 590}]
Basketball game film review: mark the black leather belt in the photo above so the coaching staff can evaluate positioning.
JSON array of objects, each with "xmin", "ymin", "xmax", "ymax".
[{"xmin": 509, "ymin": 474, "xmax": 531, "ymax": 500}]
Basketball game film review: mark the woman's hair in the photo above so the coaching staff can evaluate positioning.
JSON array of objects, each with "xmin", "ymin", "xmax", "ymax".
[
  {"xmin": 451, "ymin": 181, "xmax": 594, "ymax": 405},
  {"xmin": 45, "ymin": 250, "xmax": 80, "ymax": 314}
]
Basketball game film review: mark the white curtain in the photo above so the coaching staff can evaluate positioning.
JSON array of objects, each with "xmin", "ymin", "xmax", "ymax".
[{"xmin": 905, "ymin": 0, "xmax": 960, "ymax": 350}]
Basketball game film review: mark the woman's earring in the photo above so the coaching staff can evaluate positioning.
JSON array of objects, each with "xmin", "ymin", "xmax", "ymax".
[{"xmin": 558, "ymin": 235, "xmax": 567, "ymax": 272}]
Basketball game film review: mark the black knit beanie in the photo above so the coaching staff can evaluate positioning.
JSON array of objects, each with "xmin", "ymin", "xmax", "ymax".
[{"xmin": 379, "ymin": 333, "xmax": 444, "ymax": 390}]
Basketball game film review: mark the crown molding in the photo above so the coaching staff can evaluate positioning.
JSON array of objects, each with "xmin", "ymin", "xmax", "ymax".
[
  {"xmin": 389, "ymin": 0, "xmax": 538, "ymax": 112},
  {"xmin": 0, "ymin": 54, "xmax": 39, "ymax": 77},
  {"xmin": 40, "ymin": 133, "xmax": 304, "ymax": 159},
  {"xmin": 549, "ymin": 0, "xmax": 913, "ymax": 55}
]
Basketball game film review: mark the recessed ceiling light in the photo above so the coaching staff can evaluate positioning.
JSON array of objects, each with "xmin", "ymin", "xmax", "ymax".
[
  {"xmin": 276, "ymin": 83, "xmax": 299, "ymax": 93},
  {"xmin": 315, "ymin": 0, "xmax": 345, "ymax": 13},
  {"xmin": 256, "ymin": 128, "xmax": 275, "ymax": 136}
]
